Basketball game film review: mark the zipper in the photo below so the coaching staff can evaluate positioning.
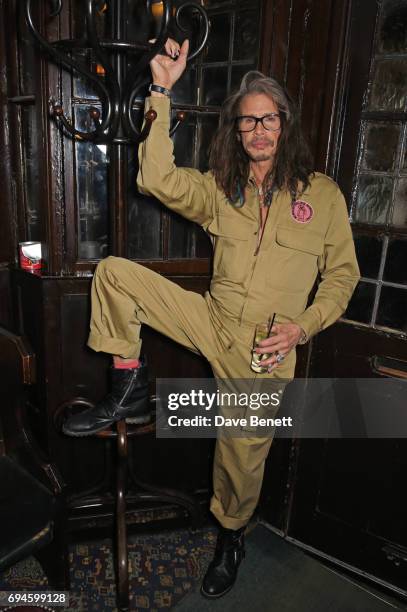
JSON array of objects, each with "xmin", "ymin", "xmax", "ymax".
[{"xmin": 119, "ymin": 368, "xmax": 138, "ymax": 406}]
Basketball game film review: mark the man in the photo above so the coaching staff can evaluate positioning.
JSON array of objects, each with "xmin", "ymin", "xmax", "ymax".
[{"xmin": 63, "ymin": 39, "xmax": 360, "ymax": 598}]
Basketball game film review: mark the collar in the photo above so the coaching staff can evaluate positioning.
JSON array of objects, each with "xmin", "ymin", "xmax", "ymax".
[
  {"xmin": 247, "ymin": 172, "xmax": 257, "ymax": 191},
  {"xmin": 247, "ymin": 172, "xmax": 278, "ymax": 207}
]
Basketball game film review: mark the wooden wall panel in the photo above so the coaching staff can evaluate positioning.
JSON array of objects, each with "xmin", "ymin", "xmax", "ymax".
[
  {"xmin": 0, "ymin": 0, "xmax": 17, "ymax": 267},
  {"xmin": 259, "ymin": 0, "xmax": 351, "ymax": 174}
]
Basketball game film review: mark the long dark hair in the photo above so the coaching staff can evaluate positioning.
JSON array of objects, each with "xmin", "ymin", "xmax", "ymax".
[{"xmin": 209, "ymin": 71, "xmax": 314, "ymax": 205}]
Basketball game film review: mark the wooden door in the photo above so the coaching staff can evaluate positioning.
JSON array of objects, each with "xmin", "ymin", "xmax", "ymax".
[{"xmin": 280, "ymin": 0, "xmax": 407, "ymax": 595}]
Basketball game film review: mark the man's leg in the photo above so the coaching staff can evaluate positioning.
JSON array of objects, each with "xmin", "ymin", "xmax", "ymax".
[
  {"xmin": 201, "ymin": 332, "xmax": 289, "ymax": 598},
  {"xmin": 87, "ymin": 256, "xmax": 221, "ymax": 360},
  {"xmin": 63, "ymin": 256, "xmax": 226, "ymax": 435},
  {"xmin": 202, "ymin": 433, "xmax": 275, "ymax": 599},
  {"xmin": 210, "ymin": 434, "xmax": 274, "ymax": 529}
]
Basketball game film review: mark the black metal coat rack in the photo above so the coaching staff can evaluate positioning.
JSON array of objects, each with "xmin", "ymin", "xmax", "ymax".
[{"xmin": 25, "ymin": 0, "xmax": 209, "ymax": 144}]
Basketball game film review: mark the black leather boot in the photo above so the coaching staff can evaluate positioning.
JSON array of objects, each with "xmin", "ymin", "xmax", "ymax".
[
  {"xmin": 62, "ymin": 361, "xmax": 150, "ymax": 436},
  {"xmin": 201, "ymin": 525, "xmax": 246, "ymax": 598}
]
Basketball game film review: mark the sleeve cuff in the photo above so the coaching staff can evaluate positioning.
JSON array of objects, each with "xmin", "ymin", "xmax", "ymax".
[{"xmin": 292, "ymin": 309, "xmax": 321, "ymax": 343}]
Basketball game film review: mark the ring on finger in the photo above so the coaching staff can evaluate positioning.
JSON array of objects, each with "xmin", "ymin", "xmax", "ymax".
[{"xmin": 276, "ymin": 352, "xmax": 285, "ymax": 364}]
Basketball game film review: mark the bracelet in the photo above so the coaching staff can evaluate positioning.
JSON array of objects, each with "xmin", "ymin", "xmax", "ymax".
[
  {"xmin": 298, "ymin": 328, "xmax": 308, "ymax": 345},
  {"xmin": 149, "ymin": 83, "xmax": 171, "ymax": 97}
]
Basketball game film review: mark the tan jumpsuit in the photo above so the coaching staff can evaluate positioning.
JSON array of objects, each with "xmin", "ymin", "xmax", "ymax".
[{"xmin": 87, "ymin": 96, "xmax": 360, "ymax": 529}]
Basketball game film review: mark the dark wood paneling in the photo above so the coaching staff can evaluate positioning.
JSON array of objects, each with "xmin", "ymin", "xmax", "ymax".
[
  {"xmin": 0, "ymin": 1, "xmax": 16, "ymax": 266},
  {"xmin": 283, "ymin": 322, "xmax": 407, "ymax": 594},
  {"xmin": 0, "ymin": 269, "xmax": 13, "ymax": 331},
  {"xmin": 336, "ymin": 0, "xmax": 379, "ymax": 199},
  {"xmin": 259, "ymin": 0, "xmax": 351, "ymax": 174}
]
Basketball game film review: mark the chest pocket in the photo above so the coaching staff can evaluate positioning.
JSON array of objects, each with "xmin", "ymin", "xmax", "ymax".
[
  {"xmin": 207, "ymin": 215, "xmax": 250, "ymax": 283},
  {"xmin": 269, "ymin": 225, "xmax": 324, "ymax": 294}
]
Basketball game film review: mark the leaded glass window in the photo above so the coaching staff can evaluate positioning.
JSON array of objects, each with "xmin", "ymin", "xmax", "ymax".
[{"xmin": 344, "ymin": 0, "xmax": 407, "ymax": 334}]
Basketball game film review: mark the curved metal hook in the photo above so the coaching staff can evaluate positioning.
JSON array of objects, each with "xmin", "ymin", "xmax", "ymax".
[
  {"xmin": 85, "ymin": 0, "xmax": 119, "ymax": 138},
  {"xmin": 122, "ymin": 0, "xmax": 173, "ymax": 139},
  {"xmin": 51, "ymin": 104, "xmax": 103, "ymax": 142},
  {"xmin": 140, "ymin": 108, "xmax": 158, "ymax": 142},
  {"xmin": 176, "ymin": 1, "xmax": 209, "ymax": 62},
  {"xmin": 27, "ymin": 0, "xmax": 208, "ymax": 144},
  {"xmin": 127, "ymin": 0, "xmax": 173, "ymax": 84},
  {"xmin": 125, "ymin": 76, "xmax": 150, "ymax": 139},
  {"xmin": 125, "ymin": 77, "xmax": 187, "ymax": 141},
  {"xmin": 169, "ymin": 110, "xmax": 187, "ymax": 136},
  {"xmin": 49, "ymin": 0, "xmax": 62, "ymax": 18},
  {"xmin": 123, "ymin": 0, "xmax": 209, "ymax": 141},
  {"xmin": 25, "ymin": 0, "xmax": 111, "ymax": 140}
]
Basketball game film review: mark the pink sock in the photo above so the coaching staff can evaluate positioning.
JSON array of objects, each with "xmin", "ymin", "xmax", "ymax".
[{"xmin": 113, "ymin": 356, "xmax": 140, "ymax": 369}]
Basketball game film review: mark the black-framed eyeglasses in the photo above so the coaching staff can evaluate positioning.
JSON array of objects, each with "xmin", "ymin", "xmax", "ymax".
[{"xmin": 235, "ymin": 113, "xmax": 281, "ymax": 132}]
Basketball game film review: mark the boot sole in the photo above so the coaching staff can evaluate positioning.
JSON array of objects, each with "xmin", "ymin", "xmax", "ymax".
[
  {"xmin": 62, "ymin": 414, "xmax": 151, "ymax": 437},
  {"xmin": 200, "ymin": 582, "xmax": 235, "ymax": 599},
  {"xmin": 125, "ymin": 414, "xmax": 151, "ymax": 425}
]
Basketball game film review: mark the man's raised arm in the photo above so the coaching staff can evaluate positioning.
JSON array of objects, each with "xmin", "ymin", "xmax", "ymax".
[{"xmin": 137, "ymin": 39, "xmax": 215, "ymax": 228}]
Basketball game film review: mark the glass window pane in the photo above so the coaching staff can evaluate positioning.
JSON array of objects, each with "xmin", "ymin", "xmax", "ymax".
[
  {"xmin": 198, "ymin": 115, "xmax": 220, "ymax": 171},
  {"xmin": 132, "ymin": 77, "xmax": 150, "ymax": 105},
  {"xmin": 172, "ymin": 68, "xmax": 198, "ymax": 106},
  {"xmin": 378, "ymin": 0, "xmax": 407, "ymax": 53},
  {"xmin": 169, "ymin": 119, "xmax": 199, "ymax": 260},
  {"xmin": 202, "ymin": 66, "xmax": 228, "ymax": 106},
  {"xmin": 344, "ymin": 282, "xmax": 375, "ymax": 324},
  {"xmin": 205, "ymin": 0, "xmax": 232, "ymax": 5},
  {"xmin": 402, "ymin": 137, "xmax": 407, "ymax": 172},
  {"xmin": 19, "ymin": 9, "xmax": 37, "ymax": 96},
  {"xmin": 168, "ymin": 212, "xmax": 196, "ymax": 258},
  {"xmin": 72, "ymin": 50, "xmax": 100, "ymax": 100},
  {"xmin": 173, "ymin": 119, "xmax": 196, "ymax": 168},
  {"xmin": 361, "ymin": 122, "xmax": 400, "ymax": 172},
  {"xmin": 72, "ymin": 0, "xmax": 108, "ymax": 40},
  {"xmin": 353, "ymin": 175, "xmax": 393, "ymax": 225},
  {"xmin": 71, "ymin": 3, "xmax": 108, "ymax": 99},
  {"xmin": 167, "ymin": 213, "xmax": 212, "ymax": 259},
  {"xmin": 128, "ymin": 194, "xmax": 163, "ymax": 259},
  {"xmin": 21, "ymin": 105, "xmax": 42, "ymax": 241},
  {"xmin": 205, "ymin": 13, "xmax": 231, "ymax": 62},
  {"xmin": 376, "ymin": 286, "xmax": 407, "ymax": 332},
  {"xmin": 391, "ymin": 178, "xmax": 407, "ymax": 227},
  {"xmin": 233, "ymin": 10, "xmax": 260, "ymax": 61},
  {"xmin": 354, "ymin": 235, "xmax": 383, "ymax": 279},
  {"xmin": 367, "ymin": 59, "xmax": 407, "ymax": 112},
  {"xmin": 128, "ymin": 148, "xmax": 162, "ymax": 260},
  {"xmin": 75, "ymin": 107, "xmax": 109, "ymax": 259},
  {"xmin": 19, "ymin": 7, "xmax": 42, "ymax": 240},
  {"xmin": 383, "ymin": 239, "xmax": 407, "ymax": 285},
  {"xmin": 125, "ymin": 0, "xmax": 152, "ymax": 43},
  {"xmin": 230, "ymin": 63, "xmax": 256, "ymax": 92},
  {"xmin": 196, "ymin": 226, "xmax": 213, "ymax": 258}
]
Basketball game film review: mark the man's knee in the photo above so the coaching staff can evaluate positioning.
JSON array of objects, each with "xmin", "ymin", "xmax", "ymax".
[{"xmin": 96, "ymin": 256, "xmax": 142, "ymax": 280}]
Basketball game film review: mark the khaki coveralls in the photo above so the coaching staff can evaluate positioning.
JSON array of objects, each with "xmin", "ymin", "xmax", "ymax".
[{"xmin": 87, "ymin": 96, "xmax": 360, "ymax": 530}]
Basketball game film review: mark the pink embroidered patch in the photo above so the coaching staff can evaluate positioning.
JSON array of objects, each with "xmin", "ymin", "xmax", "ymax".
[{"xmin": 291, "ymin": 200, "xmax": 314, "ymax": 223}]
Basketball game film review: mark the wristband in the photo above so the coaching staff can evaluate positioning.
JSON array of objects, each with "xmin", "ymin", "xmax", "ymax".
[
  {"xmin": 298, "ymin": 328, "xmax": 308, "ymax": 345},
  {"xmin": 149, "ymin": 83, "xmax": 171, "ymax": 97}
]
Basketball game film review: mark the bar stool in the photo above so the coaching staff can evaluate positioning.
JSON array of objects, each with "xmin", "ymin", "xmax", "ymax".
[{"xmin": 56, "ymin": 399, "xmax": 203, "ymax": 611}]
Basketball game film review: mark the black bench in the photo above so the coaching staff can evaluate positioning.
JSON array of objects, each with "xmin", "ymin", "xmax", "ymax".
[{"xmin": 0, "ymin": 327, "xmax": 69, "ymax": 589}]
